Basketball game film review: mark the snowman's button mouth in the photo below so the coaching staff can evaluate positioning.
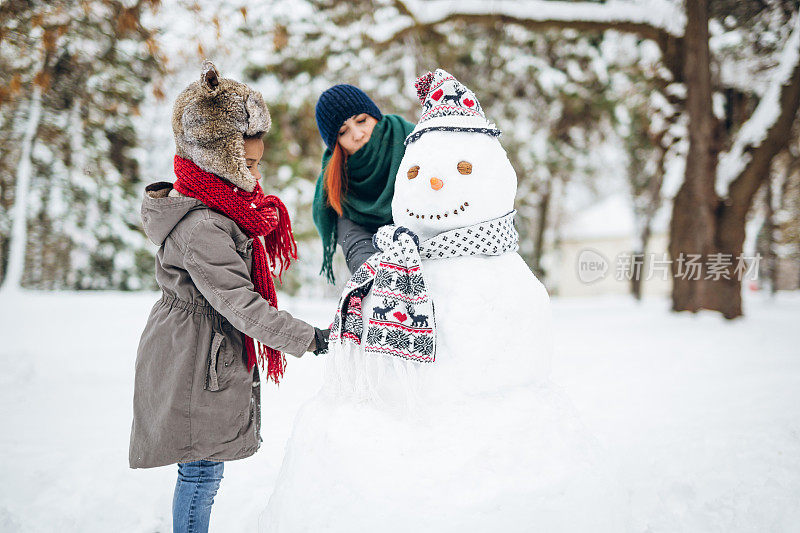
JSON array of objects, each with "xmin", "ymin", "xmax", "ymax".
[{"xmin": 407, "ymin": 202, "xmax": 470, "ymax": 220}]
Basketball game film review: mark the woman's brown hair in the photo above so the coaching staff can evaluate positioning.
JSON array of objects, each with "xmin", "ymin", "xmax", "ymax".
[{"xmin": 323, "ymin": 142, "xmax": 348, "ymax": 215}]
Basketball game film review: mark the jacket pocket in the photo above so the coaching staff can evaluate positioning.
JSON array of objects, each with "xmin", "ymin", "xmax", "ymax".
[{"xmin": 205, "ymin": 332, "xmax": 226, "ymax": 392}]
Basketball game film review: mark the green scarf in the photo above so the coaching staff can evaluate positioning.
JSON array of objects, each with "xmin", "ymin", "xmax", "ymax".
[{"xmin": 313, "ymin": 114, "xmax": 415, "ymax": 283}]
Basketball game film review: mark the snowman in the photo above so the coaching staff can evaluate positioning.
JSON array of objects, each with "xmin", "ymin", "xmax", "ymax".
[{"xmin": 261, "ymin": 70, "xmax": 625, "ymax": 532}]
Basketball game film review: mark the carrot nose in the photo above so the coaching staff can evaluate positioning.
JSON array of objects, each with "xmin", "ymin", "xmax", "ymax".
[{"xmin": 430, "ymin": 177, "xmax": 444, "ymax": 190}]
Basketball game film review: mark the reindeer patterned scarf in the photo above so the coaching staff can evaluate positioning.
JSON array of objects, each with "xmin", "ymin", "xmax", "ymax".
[{"xmin": 329, "ymin": 211, "xmax": 519, "ymax": 363}]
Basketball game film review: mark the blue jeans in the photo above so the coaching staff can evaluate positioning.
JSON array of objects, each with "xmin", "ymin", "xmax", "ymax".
[{"xmin": 173, "ymin": 460, "xmax": 224, "ymax": 533}]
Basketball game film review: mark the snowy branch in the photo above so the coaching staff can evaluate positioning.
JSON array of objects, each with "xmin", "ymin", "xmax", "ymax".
[
  {"xmin": 374, "ymin": 0, "xmax": 686, "ymax": 43},
  {"xmin": 371, "ymin": 0, "xmax": 686, "ymax": 80},
  {"xmin": 717, "ymin": 14, "xmax": 800, "ymax": 197}
]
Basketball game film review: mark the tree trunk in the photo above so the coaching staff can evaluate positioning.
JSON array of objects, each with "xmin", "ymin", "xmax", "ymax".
[
  {"xmin": 668, "ymin": 0, "xmax": 719, "ymax": 313},
  {"xmin": 668, "ymin": 4, "xmax": 800, "ymax": 318},
  {"xmin": 763, "ymin": 176, "xmax": 777, "ymax": 296},
  {"xmin": 0, "ymin": 86, "xmax": 42, "ymax": 293},
  {"xmin": 632, "ymin": 132, "xmax": 669, "ymax": 301},
  {"xmin": 708, "ymin": 25, "xmax": 800, "ymax": 316},
  {"xmin": 706, "ymin": 206, "xmax": 747, "ymax": 318},
  {"xmin": 531, "ymin": 178, "xmax": 551, "ymax": 279},
  {"xmin": 630, "ymin": 224, "xmax": 652, "ymax": 301}
]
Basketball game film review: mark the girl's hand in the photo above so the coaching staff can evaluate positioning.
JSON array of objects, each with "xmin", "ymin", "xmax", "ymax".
[{"xmin": 310, "ymin": 328, "xmax": 330, "ymax": 355}]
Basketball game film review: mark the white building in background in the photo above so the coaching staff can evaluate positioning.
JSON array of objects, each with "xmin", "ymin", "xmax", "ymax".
[{"xmin": 551, "ymin": 195, "xmax": 672, "ymax": 298}]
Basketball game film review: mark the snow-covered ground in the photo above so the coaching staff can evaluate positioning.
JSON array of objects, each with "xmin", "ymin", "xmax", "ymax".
[{"xmin": 0, "ymin": 290, "xmax": 798, "ymax": 532}]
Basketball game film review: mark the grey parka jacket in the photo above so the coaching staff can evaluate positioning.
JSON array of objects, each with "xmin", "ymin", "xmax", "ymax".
[{"xmin": 129, "ymin": 182, "xmax": 315, "ymax": 469}]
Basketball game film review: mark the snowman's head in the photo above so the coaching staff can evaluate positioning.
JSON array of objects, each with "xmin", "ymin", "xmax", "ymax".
[
  {"xmin": 392, "ymin": 132, "xmax": 517, "ymax": 239},
  {"xmin": 393, "ymin": 69, "xmax": 517, "ymax": 239}
]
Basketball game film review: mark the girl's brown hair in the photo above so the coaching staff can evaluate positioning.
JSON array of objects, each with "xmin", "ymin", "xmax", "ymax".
[{"xmin": 324, "ymin": 142, "xmax": 348, "ymax": 215}]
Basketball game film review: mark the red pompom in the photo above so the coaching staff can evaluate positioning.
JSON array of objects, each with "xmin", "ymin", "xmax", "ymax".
[{"xmin": 414, "ymin": 71, "xmax": 435, "ymax": 104}]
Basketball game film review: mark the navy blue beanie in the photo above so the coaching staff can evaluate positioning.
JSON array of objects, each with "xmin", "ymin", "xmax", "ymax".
[{"xmin": 315, "ymin": 84, "xmax": 383, "ymax": 150}]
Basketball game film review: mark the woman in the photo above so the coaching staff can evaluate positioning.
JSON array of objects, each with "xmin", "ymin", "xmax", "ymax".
[{"xmin": 312, "ymin": 84, "xmax": 415, "ymax": 283}]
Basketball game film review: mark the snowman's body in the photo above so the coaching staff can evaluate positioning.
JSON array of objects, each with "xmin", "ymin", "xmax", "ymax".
[
  {"xmin": 355, "ymin": 252, "xmax": 553, "ymax": 400},
  {"xmin": 261, "ymin": 72, "xmax": 624, "ymax": 532}
]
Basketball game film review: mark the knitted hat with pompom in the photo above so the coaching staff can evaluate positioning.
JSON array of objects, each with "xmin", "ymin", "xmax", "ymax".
[{"xmin": 405, "ymin": 68, "xmax": 501, "ymax": 146}]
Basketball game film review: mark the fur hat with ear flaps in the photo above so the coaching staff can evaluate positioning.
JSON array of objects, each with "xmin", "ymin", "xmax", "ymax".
[{"xmin": 172, "ymin": 60, "xmax": 271, "ymax": 192}]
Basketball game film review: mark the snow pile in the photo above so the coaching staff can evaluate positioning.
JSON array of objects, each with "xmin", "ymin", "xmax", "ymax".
[
  {"xmin": 263, "ymin": 381, "xmax": 621, "ymax": 532},
  {"xmin": 262, "ymin": 255, "xmax": 625, "ymax": 532}
]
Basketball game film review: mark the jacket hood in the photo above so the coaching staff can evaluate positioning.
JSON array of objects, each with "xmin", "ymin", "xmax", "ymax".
[{"xmin": 141, "ymin": 182, "xmax": 205, "ymax": 245}]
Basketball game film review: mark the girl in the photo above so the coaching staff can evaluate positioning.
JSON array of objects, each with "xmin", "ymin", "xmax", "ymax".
[
  {"xmin": 311, "ymin": 84, "xmax": 415, "ymax": 283},
  {"xmin": 129, "ymin": 62, "xmax": 328, "ymax": 533}
]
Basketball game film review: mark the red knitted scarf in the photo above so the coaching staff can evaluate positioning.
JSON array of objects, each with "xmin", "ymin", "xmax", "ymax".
[{"xmin": 173, "ymin": 155, "xmax": 297, "ymax": 384}]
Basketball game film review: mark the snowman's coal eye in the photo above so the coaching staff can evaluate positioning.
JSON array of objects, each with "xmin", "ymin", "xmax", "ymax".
[
  {"xmin": 407, "ymin": 166, "xmax": 420, "ymax": 179},
  {"xmin": 457, "ymin": 161, "xmax": 472, "ymax": 175}
]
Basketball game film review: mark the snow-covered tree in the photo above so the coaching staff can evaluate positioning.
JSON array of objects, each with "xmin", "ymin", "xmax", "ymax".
[{"xmin": 0, "ymin": 0, "xmax": 163, "ymax": 291}]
